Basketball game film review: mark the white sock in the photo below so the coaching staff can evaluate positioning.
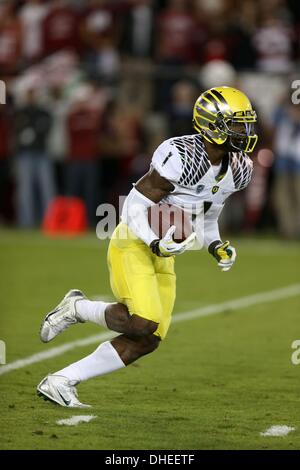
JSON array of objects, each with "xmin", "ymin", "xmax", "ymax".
[
  {"xmin": 55, "ymin": 341, "xmax": 125, "ymax": 383},
  {"xmin": 76, "ymin": 299, "xmax": 110, "ymax": 328}
]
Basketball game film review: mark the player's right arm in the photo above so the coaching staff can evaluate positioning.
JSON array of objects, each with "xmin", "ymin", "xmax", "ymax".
[
  {"xmin": 135, "ymin": 167, "xmax": 174, "ymax": 203},
  {"xmin": 121, "ymin": 142, "xmax": 195, "ymax": 256},
  {"xmin": 121, "ymin": 167, "xmax": 172, "ymax": 245}
]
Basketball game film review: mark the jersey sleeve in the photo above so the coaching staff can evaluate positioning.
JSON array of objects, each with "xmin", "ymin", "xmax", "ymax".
[{"xmin": 151, "ymin": 139, "xmax": 182, "ymax": 185}]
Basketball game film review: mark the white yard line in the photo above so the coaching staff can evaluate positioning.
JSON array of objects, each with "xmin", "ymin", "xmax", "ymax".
[
  {"xmin": 260, "ymin": 425, "xmax": 295, "ymax": 437},
  {"xmin": 173, "ymin": 283, "xmax": 300, "ymax": 323},
  {"xmin": 0, "ymin": 332, "xmax": 113, "ymax": 376},
  {"xmin": 56, "ymin": 415, "xmax": 96, "ymax": 426},
  {"xmin": 0, "ymin": 283, "xmax": 300, "ymax": 377}
]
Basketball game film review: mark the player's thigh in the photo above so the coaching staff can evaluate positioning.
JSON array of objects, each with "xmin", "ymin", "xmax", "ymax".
[
  {"xmin": 154, "ymin": 255, "xmax": 176, "ymax": 340},
  {"xmin": 107, "ymin": 227, "xmax": 163, "ymax": 326}
]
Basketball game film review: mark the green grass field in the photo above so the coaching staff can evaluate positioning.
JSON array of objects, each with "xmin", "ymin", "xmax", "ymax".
[{"xmin": 1, "ymin": 229, "xmax": 300, "ymax": 450}]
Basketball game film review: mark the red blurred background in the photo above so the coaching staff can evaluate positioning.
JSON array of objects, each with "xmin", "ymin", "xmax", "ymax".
[{"xmin": 0, "ymin": 0, "xmax": 300, "ymax": 239}]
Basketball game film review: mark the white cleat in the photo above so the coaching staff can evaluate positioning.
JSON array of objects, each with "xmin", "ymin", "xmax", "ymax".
[
  {"xmin": 40, "ymin": 289, "xmax": 85, "ymax": 343},
  {"xmin": 37, "ymin": 374, "xmax": 91, "ymax": 408}
]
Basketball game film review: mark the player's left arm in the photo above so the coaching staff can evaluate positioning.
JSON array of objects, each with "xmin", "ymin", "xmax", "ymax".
[
  {"xmin": 206, "ymin": 153, "xmax": 253, "ymax": 271},
  {"xmin": 204, "ymin": 204, "xmax": 237, "ymax": 272}
]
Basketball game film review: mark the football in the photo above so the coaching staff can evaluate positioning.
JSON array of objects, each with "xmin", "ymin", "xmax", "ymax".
[{"xmin": 148, "ymin": 203, "xmax": 193, "ymax": 243}]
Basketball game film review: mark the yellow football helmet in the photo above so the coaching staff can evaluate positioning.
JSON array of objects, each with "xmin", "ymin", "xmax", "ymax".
[{"xmin": 193, "ymin": 86, "xmax": 258, "ymax": 153}]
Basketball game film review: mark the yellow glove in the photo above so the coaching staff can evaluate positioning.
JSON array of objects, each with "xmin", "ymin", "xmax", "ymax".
[{"xmin": 210, "ymin": 240, "xmax": 237, "ymax": 272}]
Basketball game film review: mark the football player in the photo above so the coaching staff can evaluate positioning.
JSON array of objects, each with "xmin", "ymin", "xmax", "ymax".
[{"xmin": 37, "ymin": 86, "xmax": 258, "ymax": 407}]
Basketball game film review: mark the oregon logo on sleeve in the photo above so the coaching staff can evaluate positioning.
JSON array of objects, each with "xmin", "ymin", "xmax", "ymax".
[{"xmin": 212, "ymin": 185, "xmax": 219, "ymax": 194}]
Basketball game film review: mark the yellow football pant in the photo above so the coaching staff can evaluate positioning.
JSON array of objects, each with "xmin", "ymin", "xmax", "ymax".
[{"xmin": 107, "ymin": 223, "xmax": 176, "ymax": 340}]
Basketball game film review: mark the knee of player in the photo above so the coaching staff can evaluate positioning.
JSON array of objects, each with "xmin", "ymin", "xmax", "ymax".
[
  {"xmin": 106, "ymin": 302, "xmax": 130, "ymax": 325},
  {"xmin": 130, "ymin": 315, "xmax": 159, "ymax": 337},
  {"xmin": 140, "ymin": 321, "xmax": 159, "ymax": 337},
  {"xmin": 138, "ymin": 335, "xmax": 160, "ymax": 356}
]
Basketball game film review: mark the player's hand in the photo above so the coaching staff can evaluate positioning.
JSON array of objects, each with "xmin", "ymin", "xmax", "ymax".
[
  {"xmin": 212, "ymin": 240, "xmax": 237, "ymax": 271},
  {"xmin": 150, "ymin": 226, "xmax": 196, "ymax": 257}
]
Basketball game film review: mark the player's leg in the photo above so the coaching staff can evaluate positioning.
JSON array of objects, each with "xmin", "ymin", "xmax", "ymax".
[
  {"xmin": 60, "ymin": 254, "xmax": 176, "ymax": 338},
  {"xmin": 54, "ymin": 333, "xmax": 160, "ymax": 382},
  {"xmin": 104, "ymin": 223, "xmax": 165, "ymax": 336},
  {"xmin": 56, "ymin": 225, "xmax": 176, "ymax": 378},
  {"xmin": 76, "ymin": 299, "xmax": 159, "ymax": 337},
  {"xmin": 40, "ymin": 221, "xmax": 160, "ymax": 343},
  {"xmin": 37, "ymin": 333, "xmax": 159, "ymax": 408},
  {"xmin": 153, "ymin": 255, "xmax": 176, "ymax": 340},
  {"xmin": 37, "ymin": 224, "xmax": 165, "ymax": 407},
  {"xmin": 111, "ymin": 333, "xmax": 160, "ymax": 364},
  {"xmin": 39, "ymin": 289, "xmax": 159, "ymax": 343},
  {"xmin": 75, "ymin": 223, "xmax": 176, "ymax": 342}
]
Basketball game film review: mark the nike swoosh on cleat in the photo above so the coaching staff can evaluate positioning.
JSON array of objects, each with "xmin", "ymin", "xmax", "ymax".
[
  {"xmin": 43, "ymin": 307, "xmax": 64, "ymax": 329},
  {"xmin": 47, "ymin": 307, "xmax": 62, "ymax": 319}
]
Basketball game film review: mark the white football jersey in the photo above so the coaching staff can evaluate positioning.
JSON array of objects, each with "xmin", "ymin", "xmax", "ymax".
[{"xmin": 151, "ymin": 134, "xmax": 253, "ymax": 247}]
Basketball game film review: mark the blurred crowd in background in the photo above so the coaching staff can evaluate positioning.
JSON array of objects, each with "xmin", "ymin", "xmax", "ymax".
[{"xmin": 0, "ymin": 0, "xmax": 300, "ymax": 239}]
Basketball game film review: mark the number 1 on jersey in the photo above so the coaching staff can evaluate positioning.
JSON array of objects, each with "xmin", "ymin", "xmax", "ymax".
[{"xmin": 162, "ymin": 152, "xmax": 172, "ymax": 166}]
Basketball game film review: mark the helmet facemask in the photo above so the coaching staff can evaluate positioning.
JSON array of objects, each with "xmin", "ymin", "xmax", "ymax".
[
  {"xmin": 205, "ymin": 112, "xmax": 258, "ymax": 153},
  {"xmin": 218, "ymin": 116, "xmax": 257, "ymax": 153}
]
